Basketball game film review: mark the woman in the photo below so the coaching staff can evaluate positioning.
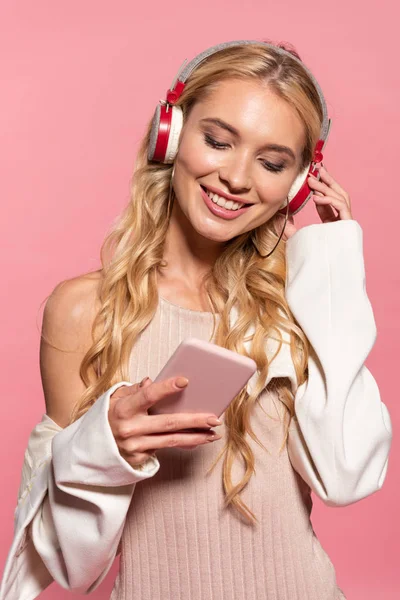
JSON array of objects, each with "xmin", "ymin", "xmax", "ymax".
[{"xmin": 0, "ymin": 39, "xmax": 392, "ymax": 600}]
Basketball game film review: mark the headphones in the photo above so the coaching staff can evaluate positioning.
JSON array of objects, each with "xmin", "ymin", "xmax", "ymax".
[{"xmin": 148, "ymin": 39, "xmax": 332, "ymax": 217}]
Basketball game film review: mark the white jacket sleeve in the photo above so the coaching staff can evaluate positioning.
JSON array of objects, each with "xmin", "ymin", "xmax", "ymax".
[
  {"xmin": 1, "ymin": 381, "xmax": 160, "ymax": 599},
  {"xmin": 285, "ymin": 219, "xmax": 392, "ymax": 507}
]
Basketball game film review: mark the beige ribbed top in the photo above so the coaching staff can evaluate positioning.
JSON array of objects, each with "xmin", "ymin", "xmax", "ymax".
[{"xmin": 110, "ymin": 295, "xmax": 347, "ymax": 600}]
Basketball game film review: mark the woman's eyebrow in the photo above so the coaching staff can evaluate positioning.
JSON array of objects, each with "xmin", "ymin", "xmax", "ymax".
[{"xmin": 200, "ymin": 117, "xmax": 296, "ymax": 161}]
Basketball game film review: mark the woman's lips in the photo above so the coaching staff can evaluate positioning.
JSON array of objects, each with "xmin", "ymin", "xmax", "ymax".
[{"xmin": 200, "ymin": 185, "xmax": 251, "ymax": 220}]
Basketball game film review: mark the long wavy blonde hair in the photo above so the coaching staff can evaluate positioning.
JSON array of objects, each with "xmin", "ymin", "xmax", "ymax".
[{"xmin": 43, "ymin": 40, "xmax": 323, "ymax": 524}]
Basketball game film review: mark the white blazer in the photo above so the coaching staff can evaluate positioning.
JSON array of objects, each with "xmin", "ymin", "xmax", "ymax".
[{"xmin": 0, "ymin": 220, "xmax": 392, "ymax": 599}]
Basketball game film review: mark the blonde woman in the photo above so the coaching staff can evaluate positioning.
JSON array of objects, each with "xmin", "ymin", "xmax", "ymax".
[{"xmin": 1, "ymin": 40, "xmax": 392, "ymax": 600}]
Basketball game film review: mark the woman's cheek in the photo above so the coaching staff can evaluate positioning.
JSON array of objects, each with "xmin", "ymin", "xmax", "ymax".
[{"xmin": 178, "ymin": 134, "xmax": 221, "ymax": 174}]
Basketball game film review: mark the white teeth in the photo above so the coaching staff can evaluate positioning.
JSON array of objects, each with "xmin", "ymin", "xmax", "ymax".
[{"xmin": 204, "ymin": 188, "xmax": 244, "ymax": 210}]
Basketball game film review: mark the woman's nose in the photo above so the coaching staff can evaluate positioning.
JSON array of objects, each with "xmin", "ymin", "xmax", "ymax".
[{"xmin": 218, "ymin": 154, "xmax": 252, "ymax": 193}]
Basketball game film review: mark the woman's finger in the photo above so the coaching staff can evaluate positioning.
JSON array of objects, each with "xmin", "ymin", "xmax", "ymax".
[
  {"xmin": 120, "ymin": 430, "xmax": 221, "ymax": 454},
  {"xmin": 119, "ymin": 450, "xmax": 155, "ymax": 468},
  {"xmin": 116, "ymin": 412, "xmax": 219, "ymax": 438},
  {"xmin": 319, "ymin": 165, "xmax": 351, "ymax": 206},
  {"xmin": 312, "ymin": 194, "xmax": 352, "ymax": 221},
  {"xmin": 314, "ymin": 199, "xmax": 340, "ymax": 223},
  {"xmin": 308, "ymin": 175, "xmax": 344, "ymax": 203}
]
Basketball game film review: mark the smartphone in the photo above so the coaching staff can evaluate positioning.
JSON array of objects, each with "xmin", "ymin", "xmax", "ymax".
[{"xmin": 149, "ymin": 337, "xmax": 257, "ymax": 431}]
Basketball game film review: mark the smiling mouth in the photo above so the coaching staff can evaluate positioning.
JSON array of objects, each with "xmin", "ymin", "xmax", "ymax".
[{"xmin": 200, "ymin": 185, "xmax": 248, "ymax": 211}]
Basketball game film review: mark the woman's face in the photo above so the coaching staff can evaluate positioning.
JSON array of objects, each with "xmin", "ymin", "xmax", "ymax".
[{"xmin": 172, "ymin": 78, "xmax": 306, "ymax": 244}]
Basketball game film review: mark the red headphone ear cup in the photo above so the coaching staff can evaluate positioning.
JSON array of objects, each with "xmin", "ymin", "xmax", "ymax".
[
  {"xmin": 148, "ymin": 104, "xmax": 183, "ymax": 164},
  {"xmin": 148, "ymin": 104, "xmax": 163, "ymax": 162},
  {"xmin": 288, "ymin": 164, "xmax": 310, "ymax": 202},
  {"xmin": 278, "ymin": 121, "xmax": 331, "ymax": 216},
  {"xmin": 278, "ymin": 162, "xmax": 320, "ymax": 216}
]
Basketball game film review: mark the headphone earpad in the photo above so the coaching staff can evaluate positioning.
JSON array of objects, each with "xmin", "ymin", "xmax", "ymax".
[
  {"xmin": 288, "ymin": 163, "xmax": 311, "ymax": 201},
  {"xmin": 148, "ymin": 104, "xmax": 183, "ymax": 164},
  {"xmin": 165, "ymin": 105, "xmax": 183, "ymax": 163}
]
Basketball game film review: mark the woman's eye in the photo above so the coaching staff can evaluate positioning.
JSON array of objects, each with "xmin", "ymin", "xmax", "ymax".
[
  {"xmin": 261, "ymin": 161, "xmax": 285, "ymax": 174},
  {"xmin": 203, "ymin": 134, "xmax": 285, "ymax": 174},
  {"xmin": 203, "ymin": 134, "xmax": 229, "ymax": 149}
]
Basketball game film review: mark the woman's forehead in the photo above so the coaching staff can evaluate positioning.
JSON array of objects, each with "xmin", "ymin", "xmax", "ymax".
[{"xmin": 190, "ymin": 79, "xmax": 305, "ymax": 153}]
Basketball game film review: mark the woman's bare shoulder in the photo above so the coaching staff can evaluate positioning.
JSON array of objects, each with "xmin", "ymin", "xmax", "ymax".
[
  {"xmin": 42, "ymin": 269, "xmax": 105, "ymax": 352},
  {"xmin": 40, "ymin": 270, "xmax": 106, "ymax": 426},
  {"xmin": 51, "ymin": 268, "xmax": 103, "ymax": 299}
]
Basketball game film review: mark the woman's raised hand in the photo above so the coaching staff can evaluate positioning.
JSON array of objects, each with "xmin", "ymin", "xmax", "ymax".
[
  {"xmin": 276, "ymin": 164, "xmax": 354, "ymax": 240},
  {"xmin": 108, "ymin": 376, "xmax": 222, "ymax": 469}
]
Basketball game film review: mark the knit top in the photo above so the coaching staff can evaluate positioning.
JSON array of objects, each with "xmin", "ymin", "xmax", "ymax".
[
  {"xmin": 3, "ymin": 221, "xmax": 390, "ymax": 600},
  {"xmin": 110, "ymin": 294, "xmax": 347, "ymax": 600}
]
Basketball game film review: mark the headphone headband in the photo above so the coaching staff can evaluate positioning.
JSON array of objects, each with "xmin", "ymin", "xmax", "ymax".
[{"xmin": 167, "ymin": 40, "xmax": 330, "ymax": 143}]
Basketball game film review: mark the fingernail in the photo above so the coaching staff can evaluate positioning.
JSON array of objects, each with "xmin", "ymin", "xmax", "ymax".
[
  {"xmin": 207, "ymin": 433, "xmax": 222, "ymax": 441},
  {"xmin": 207, "ymin": 417, "xmax": 222, "ymax": 426},
  {"xmin": 175, "ymin": 376, "xmax": 189, "ymax": 388},
  {"xmin": 139, "ymin": 377, "xmax": 150, "ymax": 387}
]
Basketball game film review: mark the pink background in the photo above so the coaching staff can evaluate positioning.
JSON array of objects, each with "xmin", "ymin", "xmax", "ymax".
[{"xmin": 1, "ymin": 1, "xmax": 398, "ymax": 598}]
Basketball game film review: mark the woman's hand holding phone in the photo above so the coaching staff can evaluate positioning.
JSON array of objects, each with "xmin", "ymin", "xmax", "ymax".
[{"xmin": 108, "ymin": 376, "xmax": 222, "ymax": 469}]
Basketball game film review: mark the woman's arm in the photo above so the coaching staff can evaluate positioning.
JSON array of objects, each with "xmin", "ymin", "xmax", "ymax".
[
  {"xmin": 285, "ymin": 219, "xmax": 392, "ymax": 506},
  {"xmin": 0, "ymin": 275, "xmax": 160, "ymax": 600},
  {"xmin": 30, "ymin": 381, "xmax": 159, "ymax": 593},
  {"xmin": 0, "ymin": 384, "xmax": 159, "ymax": 600}
]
